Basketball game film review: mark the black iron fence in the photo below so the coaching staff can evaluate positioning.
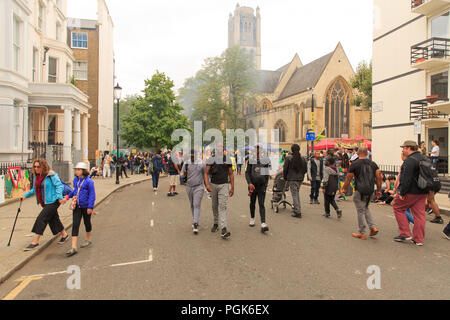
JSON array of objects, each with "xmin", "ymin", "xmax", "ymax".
[
  {"xmin": 380, "ymin": 158, "xmax": 448, "ymax": 177},
  {"xmin": 411, "ymin": 37, "xmax": 450, "ymax": 64},
  {"xmin": 29, "ymin": 142, "xmax": 47, "ymax": 161},
  {"xmin": 410, "ymin": 97, "xmax": 448, "ymax": 120},
  {"xmin": 0, "ymin": 162, "xmax": 33, "ymax": 186}
]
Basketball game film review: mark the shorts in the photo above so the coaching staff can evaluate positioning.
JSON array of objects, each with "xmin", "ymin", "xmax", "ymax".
[{"xmin": 169, "ymin": 174, "xmax": 178, "ymax": 186}]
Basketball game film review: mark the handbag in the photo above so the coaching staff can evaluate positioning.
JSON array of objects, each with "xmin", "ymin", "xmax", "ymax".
[{"xmin": 70, "ymin": 178, "xmax": 87, "ymax": 211}]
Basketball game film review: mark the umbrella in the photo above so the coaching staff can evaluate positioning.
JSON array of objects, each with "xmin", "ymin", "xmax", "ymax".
[{"xmin": 310, "ymin": 139, "xmax": 336, "ymax": 151}]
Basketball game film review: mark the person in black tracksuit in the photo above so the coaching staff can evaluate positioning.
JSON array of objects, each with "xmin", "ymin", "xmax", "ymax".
[
  {"xmin": 307, "ymin": 151, "xmax": 324, "ymax": 205},
  {"xmin": 246, "ymin": 146, "xmax": 271, "ymax": 233}
]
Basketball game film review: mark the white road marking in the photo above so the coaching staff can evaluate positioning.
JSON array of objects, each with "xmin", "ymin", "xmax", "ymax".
[
  {"xmin": 151, "ymin": 219, "xmax": 154, "ymax": 227},
  {"xmin": 20, "ymin": 270, "xmax": 67, "ymax": 280},
  {"xmin": 110, "ymin": 249, "xmax": 153, "ymax": 268}
]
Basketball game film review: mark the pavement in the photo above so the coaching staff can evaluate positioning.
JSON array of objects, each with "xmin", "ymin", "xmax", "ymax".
[
  {"xmin": 0, "ymin": 173, "xmax": 153, "ymax": 285},
  {"xmin": 0, "ymin": 175, "xmax": 449, "ymax": 300}
]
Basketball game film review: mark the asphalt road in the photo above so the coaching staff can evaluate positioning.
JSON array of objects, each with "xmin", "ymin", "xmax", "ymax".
[{"xmin": 0, "ymin": 175, "xmax": 449, "ymax": 300}]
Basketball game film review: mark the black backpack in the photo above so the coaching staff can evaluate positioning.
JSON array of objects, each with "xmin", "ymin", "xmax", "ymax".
[
  {"xmin": 250, "ymin": 162, "xmax": 269, "ymax": 185},
  {"xmin": 356, "ymin": 160, "xmax": 375, "ymax": 198},
  {"xmin": 414, "ymin": 157, "xmax": 441, "ymax": 193},
  {"xmin": 326, "ymin": 173, "xmax": 339, "ymax": 196}
]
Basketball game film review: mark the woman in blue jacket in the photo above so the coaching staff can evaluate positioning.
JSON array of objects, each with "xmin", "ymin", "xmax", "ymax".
[
  {"xmin": 21, "ymin": 159, "xmax": 69, "ymax": 251},
  {"xmin": 62, "ymin": 162, "xmax": 96, "ymax": 257}
]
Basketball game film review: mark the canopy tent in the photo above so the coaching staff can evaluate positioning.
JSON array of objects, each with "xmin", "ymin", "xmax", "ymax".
[{"xmin": 310, "ymin": 139, "xmax": 336, "ymax": 151}]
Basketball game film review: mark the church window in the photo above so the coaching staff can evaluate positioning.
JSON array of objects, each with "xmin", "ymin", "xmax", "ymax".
[
  {"xmin": 325, "ymin": 78, "xmax": 351, "ymax": 138},
  {"xmin": 274, "ymin": 120, "xmax": 288, "ymax": 143}
]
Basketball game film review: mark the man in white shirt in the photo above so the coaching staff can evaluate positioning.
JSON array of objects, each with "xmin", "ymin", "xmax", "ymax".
[{"xmin": 428, "ymin": 140, "xmax": 440, "ymax": 169}]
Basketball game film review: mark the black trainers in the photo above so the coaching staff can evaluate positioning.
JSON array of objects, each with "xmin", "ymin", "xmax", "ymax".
[
  {"xmin": 428, "ymin": 208, "xmax": 434, "ymax": 215},
  {"xmin": 337, "ymin": 210, "xmax": 343, "ymax": 219},
  {"xmin": 221, "ymin": 228, "xmax": 231, "ymax": 239},
  {"xmin": 323, "ymin": 213, "xmax": 331, "ymax": 218},
  {"xmin": 193, "ymin": 223, "xmax": 199, "ymax": 235},
  {"xmin": 261, "ymin": 223, "xmax": 269, "ymax": 233},
  {"xmin": 24, "ymin": 243, "xmax": 39, "ymax": 252},
  {"xmin": 292, "ymin": 213, "xmax": 302, "ymax": 219},
  {"xmin": 58, "ymin": 235, "xmax": 69, "ymax": 245},
  {"xmin": 411, "ymin": 240, "xmax": 424, "ymax": 246},
  {"xmin": 211, "ymin": 224, "xmax": 219, "ymax": 233},
  {"xmin": 394, "ymin": 235, "xmax": 412, "ymax": 242},
  {"xmin": 430, "ymin": 217, "xmax": 444, "ymax": 224}
]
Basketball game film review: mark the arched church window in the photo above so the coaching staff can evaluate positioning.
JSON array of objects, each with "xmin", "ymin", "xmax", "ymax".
[
  {"xmin": 325, "ymin": 78, "xmax": 351, "ymax": 139},
  {"xmin": 274, "ymin": 120, "xmax": 287, "ymax": 143}
]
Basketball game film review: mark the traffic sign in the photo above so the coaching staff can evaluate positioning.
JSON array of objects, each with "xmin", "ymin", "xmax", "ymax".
[{"xmin": 306, "ymin": 132, "xmax": 315, "ymax": 142}]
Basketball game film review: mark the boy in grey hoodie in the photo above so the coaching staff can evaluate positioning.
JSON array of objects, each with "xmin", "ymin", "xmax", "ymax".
[{"xmin": 322, "ymin": 157, "xmax": 342, "ymax": 219}]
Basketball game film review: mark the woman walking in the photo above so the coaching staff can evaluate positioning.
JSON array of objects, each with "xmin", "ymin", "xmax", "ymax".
[
  {"xmin": 62, "ymin": 162, "xmax": 96, "ymax": 257},
  {"xmin": 21, "ymin": 159, "xmax": 69, "ymax": 251}
]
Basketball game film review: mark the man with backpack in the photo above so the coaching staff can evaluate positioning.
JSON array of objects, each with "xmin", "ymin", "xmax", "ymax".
[
  {"xmin": 246, "ymin": 145, "xmax": 271, "ymax": 233},
  {"xmin": 341, "ymin": 147, "xmax": 382, "ymax": 240},
  {"xmin": 393, "ymin": 141, "xmax": 431, "ymax": 246}
]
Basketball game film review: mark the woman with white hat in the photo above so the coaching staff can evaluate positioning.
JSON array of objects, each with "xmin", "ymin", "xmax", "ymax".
[{"xmin": 62, "ymin": 162, "xmax": 96, "ymax": 257}]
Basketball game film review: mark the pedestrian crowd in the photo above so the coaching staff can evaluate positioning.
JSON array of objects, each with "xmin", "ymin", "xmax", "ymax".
[{"xmin": 19, "ymin": 140, "xmax": 450, "ymax": 258}]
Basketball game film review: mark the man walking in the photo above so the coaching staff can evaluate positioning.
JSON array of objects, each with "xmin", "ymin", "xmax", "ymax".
[
  {"xmin": 246, "ymin": 145, "xmax": 271, "ymax": 233},
  {"xmin": 181, "ymin": 150, "xmax": 206, "ymax": 235},
  {"xmin": 307, "ymin": 151, "xmax": 324, "ymax": 205},
  {"xmin": 393, "ymin": 141, "xmax": 429, "ymax": 246},
  {"xmin": 151, "ymin": 151, "xmax": 164, "ymax": 191},
  {"xmin": 204, "ymin": 146, "xmax": 234, "ymax": 239},
  {"xmin": 167, "ymin": 152, "xmax": 180, "ymax": 197},
  {"xmin": 341, "ymin": 147, "xmax": 382, "ymax": 240},
  {"xmin": 283, "ymin": 144, "xmax": 307, "ymax": 219}
]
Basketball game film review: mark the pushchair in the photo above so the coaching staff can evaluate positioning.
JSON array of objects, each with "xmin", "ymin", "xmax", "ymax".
[{"xmin": 270, "ymin": 170, "xmax": 293, "ymax": 213}]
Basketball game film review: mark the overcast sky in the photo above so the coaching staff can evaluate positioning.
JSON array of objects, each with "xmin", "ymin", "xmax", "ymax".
[{"xmin": 68, "ymin": 0, "xmax": 373, "ymax": 97}]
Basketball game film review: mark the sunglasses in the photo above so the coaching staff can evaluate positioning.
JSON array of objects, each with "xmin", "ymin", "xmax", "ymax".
[{"xmin": 34, "ymin": 166, "xmax": 41, "ymax": 168}]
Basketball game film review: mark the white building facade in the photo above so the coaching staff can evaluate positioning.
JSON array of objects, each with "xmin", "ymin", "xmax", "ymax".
[
  {"xmin": 0, "ymin": 0, "xmax": 91, "ymax": 180},
  {"xmin": 373, "ymin": 0, "xmax": 450, "ymax": 173}
]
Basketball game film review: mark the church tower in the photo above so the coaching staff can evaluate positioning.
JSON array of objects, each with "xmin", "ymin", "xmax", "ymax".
[{"xmin": 228, "ymin": 4, "xmax": 261, "ymax": 70}]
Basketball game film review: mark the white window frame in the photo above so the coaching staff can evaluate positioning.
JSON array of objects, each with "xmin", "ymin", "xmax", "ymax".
[
  {"xmin": 13, "ymin": 16, "xmax": 21, "ymax": 72},
  {"xmin": 48, "ymin": 57, "xmax": 58, "ymax": 83},
  {"xmin": 428, "ymin": 9, "xmax": 450, "ymax": 38},
  {"xmin": 32, "ymin": 47, "xmax": 39, "ymax": 82},
  {"xmin": 38, "ymin": 1, "xmax": 45, "ymax": 32},
  {"xmin": 71, "ymin": 32, "xmax": 88, "ymax": 49},
  {"xmin": 73, "ymin": 61, "xmax": 88, "ymax": 81}
]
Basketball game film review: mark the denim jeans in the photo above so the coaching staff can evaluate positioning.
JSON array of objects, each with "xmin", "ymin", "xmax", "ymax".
[
  {"xmin": 152, "ymin": 172, "xmax": 160, "ymax": 188},
  {"xmin": 310, "ymin": 180, "xmax": 321, "ymax": 201}
]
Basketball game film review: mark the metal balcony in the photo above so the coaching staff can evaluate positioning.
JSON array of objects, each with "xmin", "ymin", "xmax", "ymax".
[
  {"xmin": 411, "ymin": 0, "xmax": 450, "ymax": 16},
  {"xmin": 410, "ymin": 96, "xmax": 449, "ymax": 122},
  {"xmin": 411, "ymin": 37, "xmax": 450, "ymax": 70}
]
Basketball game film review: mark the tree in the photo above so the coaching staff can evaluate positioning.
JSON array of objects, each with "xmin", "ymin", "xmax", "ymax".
[
  {"xmin": 350, "ymin": 61, "xmax": 372, "ymax": 109},
  {"xmin": 113, "ymin": 94, "xmax": 138, "ymax": 148},
  {"xmin": 178, "ymin": 46, "xmax": 257, "ymax": 131},
  {"xmin": 121, "ymin": 72, "xmax": 190, "ymax": 150}
]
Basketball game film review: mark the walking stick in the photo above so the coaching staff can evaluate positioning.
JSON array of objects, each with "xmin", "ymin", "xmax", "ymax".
[{"xmin": 7, "ymin": 199, "xmax": 22, "ymax": 247}]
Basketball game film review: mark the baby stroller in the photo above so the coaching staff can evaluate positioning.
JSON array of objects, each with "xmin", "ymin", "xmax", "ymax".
[{"xmin": 271, "ymin": 170, "xmax": 293, "ymax": 213}]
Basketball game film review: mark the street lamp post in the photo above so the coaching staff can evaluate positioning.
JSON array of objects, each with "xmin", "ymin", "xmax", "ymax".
[
  {"xmin": 307, "ymin": 87, "xmax": 315, "ymax": 156},
  {"xmin": 114, "ymin": 83, "xmax": 122, "ymax": 185}
]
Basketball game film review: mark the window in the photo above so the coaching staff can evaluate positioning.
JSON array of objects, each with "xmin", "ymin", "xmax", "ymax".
[
  {"xmin": 71, "ymin": 32, "xmax": 88, "ymax": 49},
  {"xmin": 73, "ymin": 61, "xmax": 88, "ymax": 80},
  {"xmin": 431, "ymin": 12, "xmax": 450, "ymax": 38},
  {"xmin": 38, "ymin": 2, "xmax": 44, "ymax": 31},
  {"xmin": 56, "ymin": 22, "xmax": 61, "ymax": 41},
  {"xmin": 32, "ymin": 48, "xmax": 38, "ymax": 82},
  {"xmin": 431, "ymin": 71, "xmax": 448, "ymax": 100},
  {"xmin": 13, "ymin": 16, "xmax": 21, "ymax": 72},
  {"xmin": 274, "ymin": 120, "xmax": 287, "ymax": 143},
  {"xmin": 48, "ymin": 57, "xmax": 57, "ymax": 83},
  {"xmin": 325, "ymin": 78, "xmax": 351, "ymax": 138}
]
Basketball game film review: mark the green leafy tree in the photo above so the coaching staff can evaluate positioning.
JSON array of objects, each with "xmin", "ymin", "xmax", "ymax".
[
  {"xmin": 121, "ymin": 72, "xmax": 190, "ymax": 150},
  {"xmin": 350, "ymin": 61, "xmax": 372, "ymax": 109}
]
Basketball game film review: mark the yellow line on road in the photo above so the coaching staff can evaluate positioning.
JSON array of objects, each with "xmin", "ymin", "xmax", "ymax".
[{"xmin": 2, "ymin": 277, "xmax": 42, "ymax": 300}]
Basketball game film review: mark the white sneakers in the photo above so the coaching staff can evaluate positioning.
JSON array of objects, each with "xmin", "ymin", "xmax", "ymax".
[{"xmin": 249, "ymin": 218, "xmax": 256, "ymax": 227}]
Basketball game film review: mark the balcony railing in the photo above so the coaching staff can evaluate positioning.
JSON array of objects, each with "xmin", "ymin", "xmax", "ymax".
[
  {"xmin": 410, "ymin": 96, "xmax": 449, "ymax": 120},
  {"xmin": 411, "ymin": 37, "xmax": 450, "ymax": 66},
  {"xmin": 411, "ymin": 0, "xmax": 450, "ymax": 15}
]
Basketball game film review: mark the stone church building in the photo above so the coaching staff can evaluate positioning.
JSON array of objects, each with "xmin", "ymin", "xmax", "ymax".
[{"xmin": 228, "ymin": 4, "xmax": 371, "ymax": 151}]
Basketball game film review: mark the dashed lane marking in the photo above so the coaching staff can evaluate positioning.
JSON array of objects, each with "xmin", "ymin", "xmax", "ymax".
[
  {"xmin": 110, "ymin": 249, "xmax": 153, "ymax": 268},
  {"xmin": 151, "ymin": 220, "xmax": 154, "ymax": 227}
]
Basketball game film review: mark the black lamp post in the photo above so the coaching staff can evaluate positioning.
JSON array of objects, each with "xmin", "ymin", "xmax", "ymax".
[{"xmin": 114, "ymin": 83, "xmax": 122, "ymax": 185}]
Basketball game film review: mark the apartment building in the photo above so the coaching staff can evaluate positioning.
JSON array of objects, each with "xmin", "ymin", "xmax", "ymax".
[
  {"xmin": 373, "ymin": 0, "xmax": 450, "ymax": 173},
  {"xmin": 0, "ymin": 0, "xmax": 92, "ymax": 180},
  {"xmin": 68, "ymin": 0, "xmax": 115, "ymax": 165}
]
